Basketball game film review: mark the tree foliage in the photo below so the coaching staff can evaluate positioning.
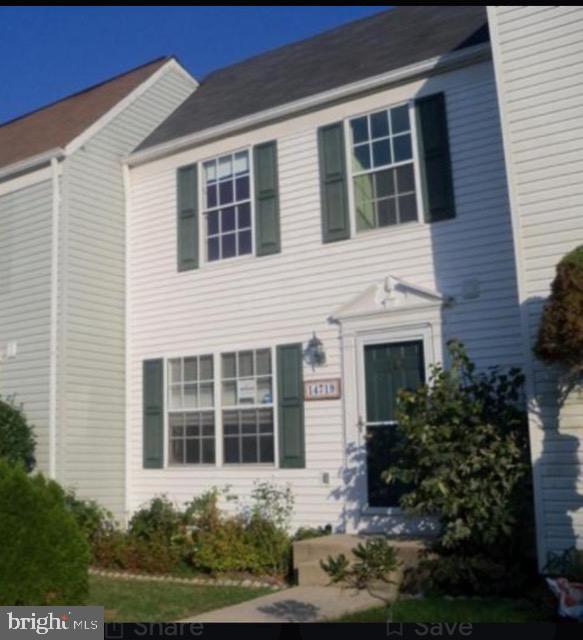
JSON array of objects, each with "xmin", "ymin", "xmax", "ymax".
[
  {"xmin": 0, "ymin": 397, "xmax": 36, "ymax": 472},
  {"xmin": 535, "ymin": 245, "xmax": 583, "ymax": 371}
]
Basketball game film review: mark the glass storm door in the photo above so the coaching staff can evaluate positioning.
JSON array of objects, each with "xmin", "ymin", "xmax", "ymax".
[{"xmin": 363, "ymin": 340, "xmax": 425, "ymax": 508}]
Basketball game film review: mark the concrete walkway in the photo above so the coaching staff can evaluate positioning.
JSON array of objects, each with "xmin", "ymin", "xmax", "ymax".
[{"xmin": 180, "ymin": 585, "xmax": 385, "ymax": 623}]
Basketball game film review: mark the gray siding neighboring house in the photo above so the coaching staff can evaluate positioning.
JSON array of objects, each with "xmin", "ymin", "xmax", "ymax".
[
  {"xmin": 0, "ymin": 58, "xmax": 196, "ymax": 518},
  {"xmin": 488, "ymin": 6, "xmax": 583, "ymax": 565}
]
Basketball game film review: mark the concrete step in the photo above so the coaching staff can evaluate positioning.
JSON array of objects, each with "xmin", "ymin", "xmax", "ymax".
[{"xmin": 293, "ymin": 534, "xmax": 427, "ymax": 587}]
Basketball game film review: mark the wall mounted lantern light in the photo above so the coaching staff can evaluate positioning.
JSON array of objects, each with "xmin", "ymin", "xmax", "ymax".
[{"xmin": 303, "ymin": 332, "xmax": 326, "ymax": 370}]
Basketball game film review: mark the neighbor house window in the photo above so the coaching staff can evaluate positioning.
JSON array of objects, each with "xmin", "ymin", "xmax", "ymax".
[
  {"xmin": 221, "ymin": 349, "xmax": 274, "ymax": 464},
  {"xmin": 349, "ymin": 103, "xmax": 418, "ymax": 231},
  {"xmin": 168, "ymin": 356, "xmax": 215, "ymax": 464},
  {"xmin": 203, "ymin": 151, "xmax": 252, "ymax": 262}
]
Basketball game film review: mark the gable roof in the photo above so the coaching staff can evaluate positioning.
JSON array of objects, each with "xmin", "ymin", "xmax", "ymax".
[
  {"xmin": 137, "ymin": 6, "xmax": 489, "ymax": 153},
  {"xmin": 0, "ymin": 57, "xmax": 172, "ymax": 172}
]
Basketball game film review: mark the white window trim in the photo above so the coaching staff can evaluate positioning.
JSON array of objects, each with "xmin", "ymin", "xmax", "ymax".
[
  {"xmin": 343, "ymin": 100, "xmax": 426, "ymax": 238},
  {"xmin": 162, "ymin": 346, "xmax": 279, "ymax": 469},
  {"xmin": 197, "ymin": 146, "xmax": 256, "ymax": 268}
]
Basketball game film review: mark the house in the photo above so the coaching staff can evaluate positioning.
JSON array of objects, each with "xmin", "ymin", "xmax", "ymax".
[
  {"xmin": 124, "ymin": 6, "xmax": 525, "ymax": 535},
  {"xmin": 0, "ymin": 57, "xmax": 197, "ymax": 517},
  {"xmin": 1, "ymin": 5, "xmax": 580, "ymax": 568},
  {"xmin": 488, "ymin": 6, "xmax": 583, "ymax": 567}
]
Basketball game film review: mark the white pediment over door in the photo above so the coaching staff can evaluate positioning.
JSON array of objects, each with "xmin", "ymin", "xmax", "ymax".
[{"xmin": 333, "ymin": 275, "xmax": 448, "ymax": 321}]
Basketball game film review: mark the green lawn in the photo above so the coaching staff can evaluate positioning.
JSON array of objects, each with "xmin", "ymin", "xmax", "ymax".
[
  {"xmin": 89, "ymin": 576, "xmax": 271, "ymax": 622},
  {"xmin": 333, "ymin": 596, "xmax": 551, "ymax": 623}
]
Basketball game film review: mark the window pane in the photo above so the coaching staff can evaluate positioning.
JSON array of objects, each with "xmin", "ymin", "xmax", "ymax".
[
  {"xmin": 352, "ymin": 144, "xmax": 371, "ymax": 172},
  {"xmin": 170, "ymin": 414, "xmax": 184, "ymax": 437},
  {"xmin": 351, "ymin": 116, "xmax": 369, "ymax": 143},
  {"xmin": 201, "ymin": 412, "xmax": 214, "ymax": 436},
  {"xmin": 259, "ymin": 436, "xmax": 274, "ymax": 463},
  {"xmin": 377, "ymin": 198, "xmax": 397, "ymax": 227},
  {"xmin": 221, "ymin": 207, "xmax": 236, "ymax": 232},
  {"xmin": 375, "ymin": 169, "xmax": 395, "ymax": 199},
  {"xmin": 234, "ymin": 151, "xmax": 249, "ymax": 175},
  {"xmin": 222, "ymin": 381, "xmax": 237, "ymax": 405},
  {"xmin": 218, "ymin": 156, "xmax": 232, "ymax": 179},
  {"xmin": 393, "ymin": 134, "xmax": 412, "ymax": 162},
  {"xmin": 241, "ymin": 410, "xmax": 257, "ymax": 435},
  {"xmin": 258, "ymin": 409, "xmax": 274, "ymax": 434},
  {"xmin": 204, "ymin": 160, "xmax": 216, "ymax": 182},
  {"xmin": 239, "ymin": 351, "xmax": 254, "ymax": 377},
  {"xmin": 356, "ymin": 198, "xmax": 375, "ymax": 231},
  {"xmin": 183, "ymin": 383, "xmax": 197, "ymax": 409},
  {"xmin": 396, "ymin": 164, "xmax": 415, "ymax": 193},
  {"xmin": 370, "ymin": 110, "xmax": 389, "ymax": 139},
  {"xmin": 242, "ymin": 436, "xmax": 258, "ymax": 463},
  {"xmin": 398, "ymin": 194, "xmax": 418, "ymax": 223},
  {"xmin": 222, "ymin": 353, "xmax": 236, "ymax": 378},
  {"xmin": 186, "ymin": 439, "xmax": 200, "ymax": 464},
  {"xmin": 184, "ymin": 357, "xmax": 197, "ymax": 382},
  {"xmin": 207, "ymin": 184, "xmax": 217, "ymax": 209},
  {"xmin": 185, "ymin": 414, "xmax": 199, "ymax": 437},
  {"xmin": 222, "ymin": 233, "xmax": 236, "ymax": 259},
  {"xmin": 236, "ymin": 176, "xmax": 249, "ymax": 201},
  {"xmin": 199, "ymin": 383, "xmax": 214, "ymax": 408},
  {"xmin": 207, "ymin": 211, "xmax": 219, "ymax": 236},
  {"xmin": 202, "ymin": 438, "xmax": 215, "ymax": 464},
  {"xmin": 223, "ymin": 410, "xmax": 239, "ymax": 434},
  {"xmin": 238, "ymin": 230, "xmax": 252, "ymax": 256},
  {"xmin": 391, "ymin": 105, "xmax": 410, "ymax": 134},
  {"xmin": 169, "ymin": 385, "xmax": 182, "ymax": 410},
  {"xmin": 372, "ymin": 140, "xmax": 392, "ymax": 168},
  {"xmin": 208, "ymin": 237, "xmax": 219, "ymax": 262},
  {"xmin": 257, "ymin": 378, "xmax": 272, "ymax": 405},
  {"xmin": 256, "ymin": 349, "xmax": 271, "ymax": 375},
  {"xmin": 169, "ymin": 359, "xmax": 182, "ymax": 384},
  {"xmin": 219, "ymin": 180, "xmax": 234, "ymax": 206},
  {"xmin": 171, "ymin": 439, "xmax": 184, "ymax": 464},
  {"xmin": 199, "ymin": 356, "xmax": 213, "ymax": 381},
  {"xmin": 224, "ymin": 436, "xmax": 240, "ymax": 463},
  {"xmin": 238, "ymin": 202, "xmax": 251, "ymax": 229}
]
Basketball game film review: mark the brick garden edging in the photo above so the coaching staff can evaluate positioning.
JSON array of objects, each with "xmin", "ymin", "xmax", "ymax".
[{"xmin": 89, "ymin": 568, "xmax": 284, "ymax": 591}]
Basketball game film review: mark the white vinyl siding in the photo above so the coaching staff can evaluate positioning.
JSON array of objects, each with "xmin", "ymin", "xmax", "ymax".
[
  {"xmin": 489, "ymin": 6, "xmax": 583, "ymax": 561},
  {"xmin": 56, "ymin": 66, "xmax": 195, "ymax": 518},
  {"xmin": 127, "ymin": 60, "xmax": 523, "ymax": 530},
  {"xmin": 0, "ymin": 177, "xmax": 53, "ymax": 472}
]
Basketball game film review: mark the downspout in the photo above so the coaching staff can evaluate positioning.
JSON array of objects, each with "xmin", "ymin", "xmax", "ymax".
[
  {"xmin": 48, "ymin": 157, "xmax": 60, "ymax": 479},
  {"xmin": 122, "ymin": 163, "xmax": 132, "ymax": 526}
]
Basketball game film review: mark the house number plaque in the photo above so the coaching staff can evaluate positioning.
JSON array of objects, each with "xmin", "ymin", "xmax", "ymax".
[{"xmin": 304, "ymin": 379, "xmax": 341, "ymax": 401}]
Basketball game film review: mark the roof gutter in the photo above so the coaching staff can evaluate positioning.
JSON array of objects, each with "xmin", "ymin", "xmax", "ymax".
[
  {"xmin": 0, "ymin": 147, "xmax": 65, "ymax": 182},
  {"xmin": 127, "ymin": 42, "xmax": 491, "ymax": 168}
]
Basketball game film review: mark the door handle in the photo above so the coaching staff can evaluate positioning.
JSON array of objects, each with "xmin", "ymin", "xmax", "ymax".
[{"xmin": 357, "ymin": 416, "xmax": 365, "ymax": 432}]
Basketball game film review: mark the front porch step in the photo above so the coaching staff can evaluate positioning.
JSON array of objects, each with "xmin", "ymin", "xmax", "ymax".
[{"xmin": 293, "ymin": 534, "xmax": 426, "ymax": 587}]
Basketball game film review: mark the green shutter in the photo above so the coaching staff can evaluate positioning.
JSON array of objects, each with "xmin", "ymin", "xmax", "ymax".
[
  {"xmin": 318, "ymin": 122, "xmax": 350, "ymax": 243},
  {"xmin": 143, "ymin": 359, "xmax": 164, "ymax": 469},
  {"xmin": 277, "ymin": 344, "xmax": 305, "ymax": 468},
  {"xmin": 415, "ymin": 92, "xmax": 456, "ymax": 222},
  {"xmin": 177, "ymin": 164, "xmax": 199, "ymax": 271},
  {"xmin": 254, "ymin": 141, "xmax": 281, "ymax": 256}
]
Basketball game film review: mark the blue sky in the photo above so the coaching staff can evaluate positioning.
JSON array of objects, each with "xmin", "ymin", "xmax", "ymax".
[{"xmin": 0, "ymin": 6, "xmax": 385, "ymax": 124}]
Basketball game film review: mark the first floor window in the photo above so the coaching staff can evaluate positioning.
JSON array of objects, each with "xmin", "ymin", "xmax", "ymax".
[
  {"xmin": 221, "ymin": 349, "xmax": 274, "ymax": 464},
  {"xmin": 350, "ymin": 103, "xmax": 418, "ymax": 231},
  {"xmin": 168, "ymin": 355, "xmax": 215, "ymax": 465}
]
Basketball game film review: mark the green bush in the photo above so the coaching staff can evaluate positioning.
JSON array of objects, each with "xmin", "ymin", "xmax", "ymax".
[
  {"xmin": 64, "ymin": 490, "xmax": 116, "ymax": 544},
  {"xmin": 535, "ymin": 245, "xmax": 583, "ymax": 370},
  {"xmin": 0, "ymin": 397, "xmax": 36, "ymax": 472},
  {"xmin": 0, "ymin": 461, "xmax": 90, "ymax": 605},
  {"xmin": 293, "ymin": 524, "xmax": 333, "ymax": 541},
  {"xmin": 129, "ymin": 495, "xmax": 184, "ymax": 544},
  {"xmin": 386, "ymin": 340, "xmax": 535, "ymax": 594}
]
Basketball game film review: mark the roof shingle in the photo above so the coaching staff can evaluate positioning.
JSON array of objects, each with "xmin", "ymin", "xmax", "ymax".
[
  {"xmin": 0, "ymin": 57, "xmax": 170, "ymax": 171},
  {"xmin": 137, "ymin": 6, "xmax": 489, "ymax": 152}
]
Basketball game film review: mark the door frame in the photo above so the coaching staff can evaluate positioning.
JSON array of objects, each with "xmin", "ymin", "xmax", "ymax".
[{"xmin": 356, "ymin": 324, "xmax": 435, "ymax": 516}]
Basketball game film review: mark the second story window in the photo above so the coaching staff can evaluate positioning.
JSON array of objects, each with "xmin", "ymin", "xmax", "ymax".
[
  {"xmin": 349, "ymin": 104, "xmax": 418, "ymax": 232},
  {"xmin": 203, "ymin": 150, "xmax": 252, "ymax": 262}
]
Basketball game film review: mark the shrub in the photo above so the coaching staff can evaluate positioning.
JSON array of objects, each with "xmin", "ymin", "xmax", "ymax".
[
  {"xmin": 386, "ymin": 340, "xmax": 535, "ymax": 594},
  {"xmin": 64, "ymin": 491, "xmax": 116, "ymax": 544},
  {"xmin": 129, "ymin": 495, "xmax": 183, "ymax": 544},
  {"xmin": 0, "ymin": 461, "xmax": 89, "ymax": 605},
  {"xmin": 0, "ymin": 397, "xmax": 36, "ymax": 472},
  {"xmin": 293, "ymin": 524, "xmax": 333, "ymax": 542},
  {"xmin": 535, "ymin": 245, "xmax": 583, "ymax": 371}
]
